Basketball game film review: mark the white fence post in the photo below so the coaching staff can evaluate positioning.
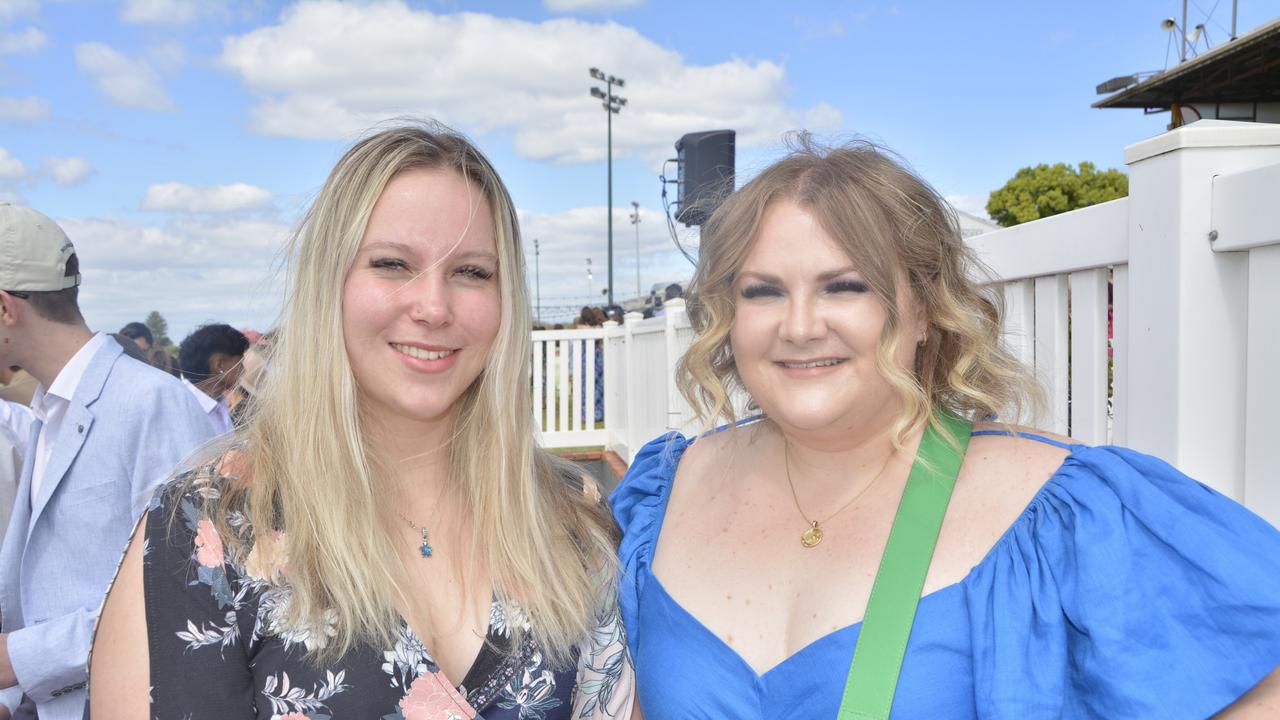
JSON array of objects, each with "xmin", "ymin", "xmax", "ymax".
[
  {"xmin": 1244, "ymin": 245, "xmax": 1280, "ymax": 525},
  {"xmin": 663, "ymin": 299, "xmax": 692, "ymax": 432},
  {"xmin": 623, "ymin": 311, "xmax": 644, "ymax": 462},
  {"xmin": 1033, "ymin": 276, "xmax": 1069, "ymax": 434},
  {"xmin": 602, "ymin": 321, "xmax": 626, "ymax": 457},
  {"xmin": 1068, "ymin": 268, "xmax": 1110, "ymax": 446},
  {"xmin": 1123, "ymin": 120, "xmax": 1280, "ymax": 498}
]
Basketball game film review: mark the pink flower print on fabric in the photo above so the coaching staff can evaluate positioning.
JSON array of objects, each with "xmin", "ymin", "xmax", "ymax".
[
  {"xmin": 272, "ymin": 714, "xmax": 308, "ymax": 720},
  {"xmin": 215, "ymin": 448, "xmax": 250, "ymax": 480},
  {"xmin": 399, "ymin": 672, "xmax": 476, "ymax": 720},
  {"xmin": 194, "ymin": 519, "xmax": 225, "ymax": 568},
  {"xmin": 245, "ymin": 529, "xmax": 289, "ymax": 583}
]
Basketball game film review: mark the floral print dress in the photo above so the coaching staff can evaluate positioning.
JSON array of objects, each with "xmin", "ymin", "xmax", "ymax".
[{"xmin": 140, "ymin": 464, "xmax": 633, "ymax": 720}]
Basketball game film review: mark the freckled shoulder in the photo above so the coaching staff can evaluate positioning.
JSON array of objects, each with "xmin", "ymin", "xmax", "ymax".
[
  {"xmin": 960, "ymin": 422, "xmax": 1072, "ymax": 498},
  {"xmin": 669, "ymin": 423, "xmax": 756, "ymax": 501},
  {"xmin": 681, "ymin": 422, "xmax": 753, "ymax": 473}
]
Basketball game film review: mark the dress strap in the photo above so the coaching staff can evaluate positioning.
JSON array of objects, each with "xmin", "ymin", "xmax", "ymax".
[
  {"xmin": 970, "ymin": 429, "xmax": 1081, "ymax": 451},
  {"xmin": 692, "ymin": 414, "xmax": 765, "ymax": 443}
]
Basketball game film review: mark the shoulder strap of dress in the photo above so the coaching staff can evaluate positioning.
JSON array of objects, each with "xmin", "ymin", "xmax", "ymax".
[
  {"xmin": 837, "ymin": 411, "xmax": 972, "ymax": 719},
  {"xmin": 970, "ymin": 428, "xmax": 1080, "ymax": 450}
]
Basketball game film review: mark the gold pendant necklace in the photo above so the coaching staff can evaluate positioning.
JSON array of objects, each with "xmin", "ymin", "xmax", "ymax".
[{"xmin": 784, "ymin": 438, "xmax": 887, "ymax": 549}]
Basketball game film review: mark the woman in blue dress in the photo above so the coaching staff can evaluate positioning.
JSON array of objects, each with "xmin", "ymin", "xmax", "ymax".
[{"xmin": 612, "ymin": 137, "xmax": 1280, "ymax": 718}]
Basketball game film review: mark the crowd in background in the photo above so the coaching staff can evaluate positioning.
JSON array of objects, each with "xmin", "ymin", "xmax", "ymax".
[{"xmin": 0, "ymin": 205, "xmax": 275, "ymax": 718}]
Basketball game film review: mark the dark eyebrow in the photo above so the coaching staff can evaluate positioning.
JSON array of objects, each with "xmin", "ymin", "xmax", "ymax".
[
  {"xmin": 817, "ymin": 267, "xmax": 861, "ymax": 282},
  {"xmin": 738, "ymin": 267, "xmax": 860, "ymax": 284}
]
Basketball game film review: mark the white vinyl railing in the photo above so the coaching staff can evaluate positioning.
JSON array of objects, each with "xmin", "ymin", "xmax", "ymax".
[
  {"xmin": 533, "ymin": 120, "xmax": 1280, "ymax": 528},
  {"xmin": 968, "ymin": 120, "xmax": 1280, "ymax": 525}
]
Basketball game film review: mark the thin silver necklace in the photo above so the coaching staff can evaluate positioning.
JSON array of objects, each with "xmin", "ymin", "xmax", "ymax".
[{"xmin": 397, "ymin": 513, "xmax": 434, "ymax": 558}]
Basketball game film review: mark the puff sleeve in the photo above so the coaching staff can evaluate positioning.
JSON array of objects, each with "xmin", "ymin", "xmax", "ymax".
[
  {"xmin": 965, "ymin": 446, "xmax": 1280, "ymax": 719},
  {"xmin": 609, "ymin": 433, "xmax": 689, "ymax": 660}
]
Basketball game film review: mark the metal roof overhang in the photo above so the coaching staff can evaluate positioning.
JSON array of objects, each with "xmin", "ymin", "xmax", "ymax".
[{"xmin": 1093, "ymin": 17, "xmax": 1280, "ymax": 110}]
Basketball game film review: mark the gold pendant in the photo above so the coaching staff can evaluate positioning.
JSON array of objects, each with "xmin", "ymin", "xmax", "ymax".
[{"xmin": 801, "ymin": 521, "xmax": 823, "ymax": 548}]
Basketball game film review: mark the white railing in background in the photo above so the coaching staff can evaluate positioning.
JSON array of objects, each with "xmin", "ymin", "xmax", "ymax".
[
  {"xmin": 533, "ymin": 120, "xmax": 1280, "ymax": 528},
  {"xmin": 534, "ymin": 302, "xmax": 696, "ymax": 458},
  {"xmin": 968, "ymin": 120, "xmax": 1280, "ymax": 526},
  {"xmin": 531, "ymin": 328, "xmax": 607, "ymax": 449}
]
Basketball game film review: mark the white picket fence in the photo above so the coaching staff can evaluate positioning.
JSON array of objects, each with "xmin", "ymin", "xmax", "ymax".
[{"xmin": 533, "ymin": 120, "xmax": 1280, "ymax": 527}]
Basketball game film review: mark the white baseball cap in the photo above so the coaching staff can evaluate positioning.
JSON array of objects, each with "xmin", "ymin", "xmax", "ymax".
[{"xmin": 0, "ymin": 203, "xmax": 80, "ymax": 292}]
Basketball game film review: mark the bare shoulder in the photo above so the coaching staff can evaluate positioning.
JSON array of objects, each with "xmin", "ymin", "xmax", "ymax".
[
  {"xmin": 967, "ymin": 422, "xmax": 1072, "ymax": 476},
  {"xmin": 678, "ymin": 421, "xmax": 753, "ymax": 477},
  {"xmin": 954, "ymin": 422, "xmax": 1074, "ymax": 510},
  {"xmin": 668, "ymin": 421, "xmax": 757, "ymax": 500}
]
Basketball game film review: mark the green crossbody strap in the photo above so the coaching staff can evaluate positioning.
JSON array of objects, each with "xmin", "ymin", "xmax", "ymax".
[{"xmin": 836, "ymin": 411, "xmax": 972, "ymax": 720}]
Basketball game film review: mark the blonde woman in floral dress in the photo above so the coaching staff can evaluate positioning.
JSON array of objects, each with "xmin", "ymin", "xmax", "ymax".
[{"xmin": 88, "ymin": 123, "xmax": 634, "ymax": 720}]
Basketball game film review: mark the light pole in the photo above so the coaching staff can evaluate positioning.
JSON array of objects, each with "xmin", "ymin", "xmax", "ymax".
[
  {"xmin": 533, "ymin": 238, "xmax": 541, "ymax": 324},
  {"xmin": 589, "ymin": 66, "xmax": 626, "ymax": 306},
  {"xmin": 587, "ymin": 257, "xmax": 593, "ymax": 299},
  {"xmin": 629, "ymin": 201, "xmax": 641, "ymax": 301}
]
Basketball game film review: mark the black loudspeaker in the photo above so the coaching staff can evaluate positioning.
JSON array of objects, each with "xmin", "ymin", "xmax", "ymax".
[{"xmin": 675, "ymin": 130, "xmax": 735, "ymax": 226}]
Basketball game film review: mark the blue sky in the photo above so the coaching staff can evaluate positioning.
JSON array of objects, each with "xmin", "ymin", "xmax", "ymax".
[{"xmin": 1, "ymin": 0, "xmax": 1272, "ymax": 336}]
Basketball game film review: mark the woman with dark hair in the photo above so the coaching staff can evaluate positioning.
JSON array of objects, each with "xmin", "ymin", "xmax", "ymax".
[
  {"xmin": 613, "ymin": 138, "xmax": 1280, "ymax": 718},
  {"xmin": 177, "ymin": 323, "xmax": 249, "ymax": 435}
]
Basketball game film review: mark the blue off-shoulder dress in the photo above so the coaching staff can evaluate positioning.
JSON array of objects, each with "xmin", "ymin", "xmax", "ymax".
[{"xmin": 612, "ymin": 431, "xmax": 1280, "ymax": 719}]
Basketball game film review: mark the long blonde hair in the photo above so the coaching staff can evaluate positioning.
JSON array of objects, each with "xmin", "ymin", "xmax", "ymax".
[
  {"xmin": 210, "ymin": 121, "xmax": 617, "ymax": 665},
  {"xmin": 679, "ymin": 135, "xmax": 1042, "ymax": 447}
]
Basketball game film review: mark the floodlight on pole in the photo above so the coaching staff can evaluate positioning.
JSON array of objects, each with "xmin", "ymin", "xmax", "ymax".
[
  {"xmin": 533, "ymin": 238, "xmax": 541, "ymax": 324},
  {"xmin": 588, "ymin": 66, "xmax": 627, "ymax": 306}
]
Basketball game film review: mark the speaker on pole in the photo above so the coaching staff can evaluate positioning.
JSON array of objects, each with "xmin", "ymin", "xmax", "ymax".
[{"xmin": 675, "ymin": 130, "xmax": 735, "ymax": 226}]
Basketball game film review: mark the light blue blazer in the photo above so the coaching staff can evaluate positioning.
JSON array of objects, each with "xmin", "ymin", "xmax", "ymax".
[{"xmin": 0, "ymin": 338, "xmax": 214, "ymax": 720}]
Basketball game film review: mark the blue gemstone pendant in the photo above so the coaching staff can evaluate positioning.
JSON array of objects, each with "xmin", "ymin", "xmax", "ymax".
[{"xmin": 418, "ymin": 527, "xmax": 434, "ymax": 558}]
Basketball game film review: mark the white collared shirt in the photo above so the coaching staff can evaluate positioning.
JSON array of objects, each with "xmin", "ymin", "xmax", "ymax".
[
  {"xmin": 181, "ymin": 378, "xmax": 233, "ymax": 436},
  {"xmin": 29, "ymin": 332, "xmax": 111, "ymax": 504}
]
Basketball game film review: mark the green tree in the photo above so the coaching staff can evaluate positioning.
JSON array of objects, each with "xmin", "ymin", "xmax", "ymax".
[
  {"xmin": 145, "ymin": 310, "xmax": 174, "ymax": 349},
  {"xmin": 986, "ymin": 161, "xmax": 1128, "ymax": 227}
]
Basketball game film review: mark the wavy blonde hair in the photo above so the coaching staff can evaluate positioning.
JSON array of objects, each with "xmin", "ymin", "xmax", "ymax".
[
  {"xmin": 204, "ymin": 121, "xmax": 617, "ymax": 666},
  {"xmin": 679, "ymin": 135, "xmax": 1042, "ymax": 448}
]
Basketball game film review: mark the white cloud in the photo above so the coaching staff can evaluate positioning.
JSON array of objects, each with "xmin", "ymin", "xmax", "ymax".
[
  {"xmin": 58, "ymin": 215, "xmax": 290, "ymax": 338},
  {"xmin": 219, "ymin": 1, "xmax": 840, "ymax": 165},
  {"xmin": 53, "ymin": 201, "xmax": 692, "ymax": 333},
  {"xmin": 0, "ymin": 26, "xmax": 45, "ymax": 54},
  {"xmin": 44, "ymin": 155, "xmax": 94, "ymax": 186},
  {"xmin": 0, "ymin": 0, "xmax": 39, "ymax": 23},
  {"xmin": 121, "ymin": 0, "xmax": 202, "ymax": 24},
  {"xmin": 543, "ymin": 0, "xmax": 643, "ymax": 12},
  {"xmin": 75, "ymin": 41, "xmax": 175, "ymax": 111},
  {"xmin": 0, "ymin": 95, "xmax": 49, "ymax": 121},
  {"xmin": 944, "ymin": 193, "xmax": 992, "ymax": 220},
  {"xmin": 0, "ymin": 147, "xmax": 26, "ymax": 179},
  {"xmin": 142, "ymin": 181, "xmax": 274, "ymax": 213},
  {"xmin": 518, "ymin": 204, "xmax": 695, "ymax": 314}
]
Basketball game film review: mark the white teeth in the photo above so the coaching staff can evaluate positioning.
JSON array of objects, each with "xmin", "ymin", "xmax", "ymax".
[
  {"xmin": 782, "ymin": 358, "xmax": 843, "ymax": 369},
  {"xmin": 392, "ymin": 343, "xmax": 455, "ymax": 361}
]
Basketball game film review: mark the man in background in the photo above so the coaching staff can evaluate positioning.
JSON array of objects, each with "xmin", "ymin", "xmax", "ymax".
[
  {"xmin": 118, "ymin": 321, "xmax": 177, "ymax": 376},
  {"xmin": 0, "ymin": 203, "xmax": 213, "ymax": 720},
  {"xmin": 178, "ymin": 323, "xmax": 249, "ymax": 435}
]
